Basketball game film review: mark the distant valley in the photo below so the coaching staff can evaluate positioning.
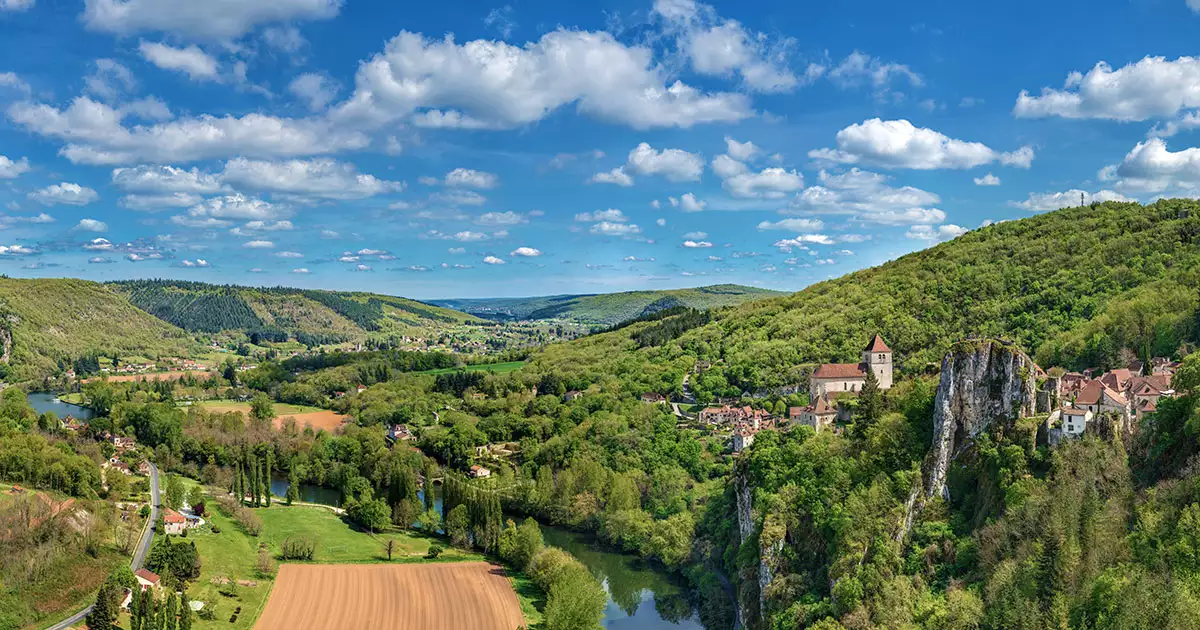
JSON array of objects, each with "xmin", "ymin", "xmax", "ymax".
[{"xmin": 429, "ymin": 284, "xmax": 784, "ymax": 326}]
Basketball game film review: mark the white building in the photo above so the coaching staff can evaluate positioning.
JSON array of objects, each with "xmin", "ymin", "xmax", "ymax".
[{"xmin": 809, "ymin": 335, "xmax": 894, "ymax": 400}]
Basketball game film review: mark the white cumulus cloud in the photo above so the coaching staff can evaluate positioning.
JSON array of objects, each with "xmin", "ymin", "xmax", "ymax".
[
  {"xmin": 138, "ymin": 41, "xmax": 219, "ymax": 81},
  {"xmin": 510, "ymin": 247, "xmax": 541, "ymax": 257},
  {"xmin": 809, "ymin": 118, "xmax": 1034, "ymax": 170},
  {"xmin": 29, "ymin": 182, "xmax": 99, "ymax": 206},
  {"xmin": 1014, "ymin": 56, "xmax": 1200, "ymax": 121},
  {"xmin": 75, "ymin": 218, "xmax": 108, "ymax": 232}
]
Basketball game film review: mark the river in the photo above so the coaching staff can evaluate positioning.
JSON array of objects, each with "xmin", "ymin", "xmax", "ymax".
[
  {"xmin": 27, "ymin": 392, "xmax": 95, "ymax": 420},
  {"xmin": 540, "ymin": 526, "xmax": 707, "ymax": 629}
]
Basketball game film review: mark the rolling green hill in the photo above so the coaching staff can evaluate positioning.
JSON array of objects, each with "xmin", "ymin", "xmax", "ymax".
[
  {"xmin": 107, "ymin": 280, "xmax": 486, "ymax": 345},
  {"xmin": 0, "ymin": 277, "xmax": 195, "ymax": 381},
  {"xmin": 529, "ymin": 198, "xmax": 1200, "ymax": 397},
  {"xmin": 429, "ymin": 284, "xmax": 784, "ymax": 326}
]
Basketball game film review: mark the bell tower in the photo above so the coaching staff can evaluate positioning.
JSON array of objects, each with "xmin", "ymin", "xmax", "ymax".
[{"xmin": 862, "ymin": 334, "xmax": 893, "ymax": 389}]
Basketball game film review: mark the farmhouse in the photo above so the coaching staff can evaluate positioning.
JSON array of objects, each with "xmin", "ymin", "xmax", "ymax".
[
  {"xmin": 162, "ymin": 508, "xmax": 194, "ymax": 535},
  {"xmin": 469, "ymin": 465, "xmax": 492, "ymax": 479},
  {"xmin": 808, "ymin": 334, "xmax": 894, "ymax": 401},
  {"xmin": 563, "ymin": 390, "xmax": 583, "ymax": 401},
  {"xmin": 641, "ymin": 392, "xmax": 667, "ymax": 404},
  {"xmin": 135, "ymin": 568, "xmax": 160, "ymax": 591},
  {"xmin": 111, "ymin": 435, "xmax": 137, "ymax": 452}
]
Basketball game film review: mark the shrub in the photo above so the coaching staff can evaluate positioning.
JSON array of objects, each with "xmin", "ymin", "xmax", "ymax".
[
  {"xmin": 426, "ymin": 544, "xmax": 444, "ymax": 559},
  {"xmin": 280, "ymin": 536, "xmax": 316, "ymax": 561}
]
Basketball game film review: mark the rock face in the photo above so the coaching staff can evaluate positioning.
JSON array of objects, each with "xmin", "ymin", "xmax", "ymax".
[
  {"xmin": 898, "ymin": 340, "xmax": 1039, "ymax": 541},
  {"xmin": 924, "ymin": 340, "xmax": 1037, "ymax": 500}
]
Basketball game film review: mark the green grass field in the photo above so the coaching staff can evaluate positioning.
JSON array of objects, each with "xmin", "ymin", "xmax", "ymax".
[{"xmin": 416, "ymin": 361, "xmax": 526, "ymax": 376}]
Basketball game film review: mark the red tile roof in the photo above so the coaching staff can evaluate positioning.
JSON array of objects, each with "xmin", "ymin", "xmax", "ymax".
[
  {"xmin": 812, "ymin": 363, "xmax": 867, "ymax": 379},
  {"xmin": 163, "ymin": 508, "xmax": 186, "ymax": 524},
  {"xmin": 135, "ymin": 568, "xmax": 160, "ymax": 584},
  {"xmin": 1075, "ymin": 381, "xmax": 1103, "ymax": 406},
  {"xmin": 863, "ymin": 334, "xmax": 891, "ymax": 353}
]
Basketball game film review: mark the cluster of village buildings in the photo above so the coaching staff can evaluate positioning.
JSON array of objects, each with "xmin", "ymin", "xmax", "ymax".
[
  {"xmin": 1044, "ymin": 358, "xmax": 1178, "ymax": 443},
  {"xmin": 688, "ymin": 335, "xmax": 895, "ymax": 451},
  {"xmin": 678, "ymin": 334, "xmax": 1183, "ymax": 453}
]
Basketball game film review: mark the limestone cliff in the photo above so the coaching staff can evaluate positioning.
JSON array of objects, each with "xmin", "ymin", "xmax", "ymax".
[{"xmin": 899, "ymin": 339, "xmax": 1038, "ymax": 541}]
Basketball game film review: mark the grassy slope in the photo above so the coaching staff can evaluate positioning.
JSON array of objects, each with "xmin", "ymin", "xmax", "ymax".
[
  {"xmin": 0, "ymin": 277, "xmax": 195, "ymax": 382},
  {"xmin": 530, "ymin": 199, "xmax": 1200, "ymax": 391},
  {"xmin": 431, "ymin": 284, "xmax": 784, "ymax": 325},
  {"xmin": 108, "ymin": 280, "xmax": 484, "ymax": 339}
]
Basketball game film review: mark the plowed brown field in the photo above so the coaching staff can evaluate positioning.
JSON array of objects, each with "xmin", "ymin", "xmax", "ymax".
[{"xmin": 254, "ymin": 562, "xmax": 526, "ymax": 630}]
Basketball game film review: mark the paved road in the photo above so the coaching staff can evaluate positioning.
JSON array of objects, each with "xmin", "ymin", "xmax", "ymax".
[{"xmin": 44, "ymin": 462, "xmax": 160, "ymax": 630}]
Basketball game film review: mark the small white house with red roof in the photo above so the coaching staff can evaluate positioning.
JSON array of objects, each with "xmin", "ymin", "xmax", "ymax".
[{"xmin": 162, "ymin": 508, "xmax": 192, "ymax": 535}]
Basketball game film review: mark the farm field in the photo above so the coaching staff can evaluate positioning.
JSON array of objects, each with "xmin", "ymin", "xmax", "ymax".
[
  {"xmin": 184, "ymin": 400, "xmax": 349, "ymax": 432},
  {"xmin": 255, "ymin": 562, "xmax": 526, "ymax": 630},
  {"xmin": 84, "ymin": 369, "xmax": 212, "ymax": 383}
]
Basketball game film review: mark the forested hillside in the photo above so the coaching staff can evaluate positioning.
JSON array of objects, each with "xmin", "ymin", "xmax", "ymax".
[
  {"xmin": 529, "ymin": 198, "xmax": 1200, "ymax": 400},
  {"xmin": 0, "ymin": 278, "xmax": 194, "ymax": 382},
  {"xmin": 109, "ymin": 280, "xmax": 484, "ymax": 345},
  {"xmin": 430, "ymin": 284, "xmax": 783, "ymax": 326}
]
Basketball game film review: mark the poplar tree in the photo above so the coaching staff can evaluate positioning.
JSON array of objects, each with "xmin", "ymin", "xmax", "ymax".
[{"xmin": 263, "ymin": 447, "xmax": 273, "ymax": 507}]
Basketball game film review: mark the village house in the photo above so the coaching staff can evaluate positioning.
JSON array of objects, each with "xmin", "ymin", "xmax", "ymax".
[
  {"xmin": 136, "ymin": 460, "xmax": 151, "ymax": 476},
  {"xmin": 61, "ymin": 416, "xmax": 86, "ymax": 432},
  {"xmin": 107, "ymin": 458, "xmax": 132, "ymax": 476},
  {"xmin": 111, "ymin": 436, "xmax": 137, "ymax": 453},
  {"xmin": 788, "ymin": 396, "xmax": 838, "ymax": 433},
  {"xmin": 808, "ymin": 334, "xmax": 894, "ymax": 401},
  {"xmin": 1074, "ymin": 380, "xmax": 1131, "ymax": 423},
  {"xmin": 1045, "ymin": 405, "xmax": 1094, "ymax": 446},
  {"xmin": 563, "ymin": 390, "xmax": 583, "ymax": 402},
  {"xmin": 641, "ymin": 392, "xmax": 667, "ymax": 404},
  {"xmin": 469, "ymin": 465, "xmax": 492, "ymax": 479},
  {"xmin": 135, "ymin": 568, "xmax": 160, "ymax": 591},
  {"xmin": 732, "ymin": 426, "xmax": 755, "ymax": 453},
  {"xmin": 388, "ymin": 424, "xmax": 414, "ymax": 442},
  {"xmin": 162, "ymin": 508, "xmax": 195, "ymax": 535}
]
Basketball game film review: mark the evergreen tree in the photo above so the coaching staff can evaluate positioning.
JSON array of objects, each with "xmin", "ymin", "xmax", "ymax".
[
  {"xmin": 130, "ymin": 587, "xmax": 142, "ymax": 630},
  {"xmin": 286, "ymin": 472, "xmax": 299, "ymax": 505},
  {"xmin": 263, "ymin": 447, "xmax": 273, "ymax": 507},
  {"xmin": 86, "ymin": 581, "xmax": 118, "ymax": 629},
  {"xmin": 423, "ymin": 461, "xmax": 437, "ymax": 512},
  {"xmin": 178, "ymin": 590, "xmax": 193, "ymax": 630},
  {"xmin": 166, "ymin": 591, "xmax": 178, "ymax": 630},
  {"xmin": 853, "ymin": 368, "xmax": 883, "ymax": 439}
]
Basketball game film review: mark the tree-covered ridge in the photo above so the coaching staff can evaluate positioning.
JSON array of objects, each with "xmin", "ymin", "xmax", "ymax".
[
  {"xmin": 108, "ymin": 280, "xmax": 485, "ymax": 340},
  {"xmin": 527, "ymin": 199, "xmax": 1200, "ymax": 399},
  {"xmin": 0, "ymin": 277, "xmax": 195, "ymax": 381},
  {"xmin": 429, "ymin": 284, "xmax": 784, "ymax": 326}
]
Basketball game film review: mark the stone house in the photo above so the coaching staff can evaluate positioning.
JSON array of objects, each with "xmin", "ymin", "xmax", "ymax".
[{"xmin": 788, "ymin": 395, "xmax": 837, "ymax": 432}]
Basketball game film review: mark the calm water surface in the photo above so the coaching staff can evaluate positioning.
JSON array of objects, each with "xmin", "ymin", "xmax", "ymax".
[
  {"xmin": 541, "ymin": 526, "xmax": 707, "ymax": 629},
  {"xmin": 27, "ymin": 392, "xmax": 95, "ymax": 420}
]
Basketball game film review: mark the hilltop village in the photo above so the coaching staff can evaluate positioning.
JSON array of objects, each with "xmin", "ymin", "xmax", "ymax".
[{"xmin": 684, "ymin": 334, "xmax": 1181, "ymax": 453}]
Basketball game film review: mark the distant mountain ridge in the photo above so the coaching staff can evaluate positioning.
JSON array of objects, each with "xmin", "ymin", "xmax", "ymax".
[
  {"xmin": 107, "ymin": 279, "xmax": 484, "ymax": 345},
  {"xmin": 429, "ymin": 284, "xmax": 785, "ymax": 326}
]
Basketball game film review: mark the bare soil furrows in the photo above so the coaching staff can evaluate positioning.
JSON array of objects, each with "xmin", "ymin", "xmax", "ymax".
[{"xmin": 254, "ymin": 562, "xmax": 525, "ymax": 630}]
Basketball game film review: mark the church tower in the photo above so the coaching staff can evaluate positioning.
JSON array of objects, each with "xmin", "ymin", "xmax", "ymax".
[{"xmin": 862, "ymin": 334, "xmax": 893, "ymax": 389}]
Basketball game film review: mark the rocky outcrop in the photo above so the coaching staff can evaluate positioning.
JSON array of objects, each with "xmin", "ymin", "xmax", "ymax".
[
  {"xmin": 899, "ymin": 339, "xmax": 1039, "ymax": 541},
  {"xmin": 925, "ymin": 339, "xmax": 1037, "ymax": 499}
]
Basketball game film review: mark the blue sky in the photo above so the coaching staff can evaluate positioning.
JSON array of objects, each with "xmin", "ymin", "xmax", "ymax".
[{"xmin": 1, "ymin": 0, "xmax": 1199, "ymax": 299}]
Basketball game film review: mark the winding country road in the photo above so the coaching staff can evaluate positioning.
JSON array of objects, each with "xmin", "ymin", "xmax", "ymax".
[{"xmin": 44, "ymin": 462, "xmax": 160, "ymax": 630}]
